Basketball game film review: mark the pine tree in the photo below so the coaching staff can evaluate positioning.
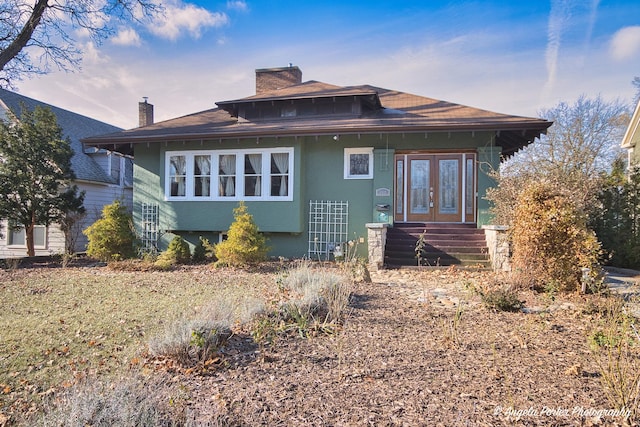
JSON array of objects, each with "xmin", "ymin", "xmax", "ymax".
[
  {"xmin": 214, "ymin": 202, "xmax": 269, "ymax": 266},
  {"xmin": 0, "ymin": 104, "xmax": 84, "ymax": 256}
]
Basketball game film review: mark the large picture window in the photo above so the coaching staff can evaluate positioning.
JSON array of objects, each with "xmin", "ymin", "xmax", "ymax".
[{"xmin": 165, "ymin": 148, "xmax": 294, "ymax": 201}]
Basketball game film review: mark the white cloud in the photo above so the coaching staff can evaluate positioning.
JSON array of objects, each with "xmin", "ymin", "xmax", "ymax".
[
  {"xmin": 610, "ymin": 26, "xmax": 640, "ymax": 61},
  {"xmin": 111, "ymin": 28, "xmax": 142, "ymax": 46},
  {"xmin": 227, "ymin": 1, "xmax": 249, "ymax": 12},
  {"xmin": 543, "ymin": 0, "xmax": 572, "ymax": 98},
  {"xmin": 80, "ymin": 41, "xmax": 109, "ymax": 65},
  {"xmin": 148, "ymin": 1, "xmax": 228, "ymax": 40}
]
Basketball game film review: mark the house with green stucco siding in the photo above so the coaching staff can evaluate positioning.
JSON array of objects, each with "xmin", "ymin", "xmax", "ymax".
[{"xmin": 83, "ymin": 66, "xmax": 551, "ymax": 268}]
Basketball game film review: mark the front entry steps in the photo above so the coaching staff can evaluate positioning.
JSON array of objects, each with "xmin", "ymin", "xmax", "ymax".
[{"xmin": 384, "ymin": 223, "xmax": 491, "ymax": 268}]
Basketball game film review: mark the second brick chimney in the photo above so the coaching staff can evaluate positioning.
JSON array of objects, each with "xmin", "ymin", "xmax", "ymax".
[
  {"xmin": 255, "ymin": 65, "xmax": 302, "ymax": 94},
  {"xmin": 138, "ymin": 98, "xmax": 154, "ymax": 127}
]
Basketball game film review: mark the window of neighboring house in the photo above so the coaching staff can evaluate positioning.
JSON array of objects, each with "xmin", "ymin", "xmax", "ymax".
[
  {"xmin": 344, "ymin": 148, "xmax": 374, "ymax": 179},
  {"xmin": 166, "ymin": 147, "xmax": 294, "ymax": 201},
  {"xmin": 8, "ymin": 225, "xmax": 46, "ymax": 248}
]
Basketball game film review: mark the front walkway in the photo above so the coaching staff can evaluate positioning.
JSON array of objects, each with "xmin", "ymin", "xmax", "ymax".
[
  {"xmin": 370, "ymin": 266, "xmax": 640, "ymax": 317},
  {"xmin": 604, "ymin": 267, "xmax": 640, "ymax": 316}
]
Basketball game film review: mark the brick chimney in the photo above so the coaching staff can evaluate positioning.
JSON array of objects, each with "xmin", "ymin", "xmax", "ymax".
[
  {"xmin": 255, "ymin": 64, "xmax": 302, "ymax": 94},
  {"xmin": 138, "ymin": 98, "xmax": 154, "ymax": 127}
]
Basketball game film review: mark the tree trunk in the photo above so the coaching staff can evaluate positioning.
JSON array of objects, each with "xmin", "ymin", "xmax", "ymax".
[{"xmin": 25, "ymin": 215, "xmax": 35, "ymax": 257}]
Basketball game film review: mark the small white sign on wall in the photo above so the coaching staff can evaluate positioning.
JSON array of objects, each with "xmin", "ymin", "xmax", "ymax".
[{"xmin": 375, "ymin": 188, "xmax": 391, "ymax": 197}]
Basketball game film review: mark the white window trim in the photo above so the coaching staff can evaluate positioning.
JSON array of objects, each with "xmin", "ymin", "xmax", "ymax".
[
  {"xmin": 7, "ymin": 225, "xmax": 47, "ymax": 249},
  {"xmin": 344, "ymin": 147, "xmax": 374, "ymax": 179},
  {"xmin": 165, "ymin": 147, "xmax": 294, "ymax": 202}
]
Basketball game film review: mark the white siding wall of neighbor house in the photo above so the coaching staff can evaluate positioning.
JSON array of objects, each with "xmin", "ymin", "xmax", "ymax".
[
  {"xmin": 73, "ymin": 181, "xmax": 133, "ymax": 251},
  {"xmin": 91, "ymin": 152, "xmax": 109, "ymax": 175},
  {"xmin": 0, "ymin": 183, "xmax": 132, "ymax": 258}
]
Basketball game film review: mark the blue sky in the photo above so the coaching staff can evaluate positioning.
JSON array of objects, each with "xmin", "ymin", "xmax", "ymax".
[{"xmin": 16, "ymin": 0, "xmax": 640, "ymax": 129}]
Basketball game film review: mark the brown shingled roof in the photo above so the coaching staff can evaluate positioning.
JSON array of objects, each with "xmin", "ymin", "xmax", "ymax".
[{"xmin": 83, "ymin": 80, "xmax": 551, "ymax": 156}]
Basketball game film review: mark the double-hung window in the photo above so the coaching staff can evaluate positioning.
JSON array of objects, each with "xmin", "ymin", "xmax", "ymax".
[
  {"xmin": 218, "ymin": 154, "xmax": 236, "ymax": 197},
  {"xmin": 270, "ymin": 152, "xmax": 289, "ymax": 196},
  {"xmin": 165, "ymin": 147, "xmax": 293, "ymax": 201},
  {"xmin": 244, "ymin": 153, "xmax": 262, "ymax": 197},
  {"xmin": 194, "ymin": 155, "xmax": 211, "ymax": 197},
  {"xmin": 169, "ymin": 155, "xmax": 187, "ymax": 197},
  {"xmin": 7, "ymin": 225, "xmax": 47, "ymax": 248}
]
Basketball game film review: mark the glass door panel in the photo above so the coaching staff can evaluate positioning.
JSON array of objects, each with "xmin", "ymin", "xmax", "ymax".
[
  {"xmin": 406, "ymin": 158, "xmax": 434, "ymax": 222},
  {"xmin": 438, "ymin": 159, "xmax": 458, "ymax": 215},
  {"xmin": 433, "ymin": 156, "xmax": 462, "ymax": 222},
  {"xmin": 465, "ymin": 157, "xmax": 476, "ymax": 222},
  {"xmin": 395, "ymin": 158, "xmax": 404, "ymax": 221},
  {"xmin": 410, "ymin": 160, "xmax": 430, "ymax": 214}
]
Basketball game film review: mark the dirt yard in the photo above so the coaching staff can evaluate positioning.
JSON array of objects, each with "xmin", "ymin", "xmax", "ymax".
[
  {"xmin": 1, "ymin": 263, "xmax": 638, "ymax": 426},
  {"xmin": 182, "ymin": 268, "xmax": 634, "ymax": 426}
]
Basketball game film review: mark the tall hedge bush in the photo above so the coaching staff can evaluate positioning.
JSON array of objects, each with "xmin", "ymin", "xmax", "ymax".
[{"xmin": 511, "ymin": 182, "xmax": 602, "ymax": 292}]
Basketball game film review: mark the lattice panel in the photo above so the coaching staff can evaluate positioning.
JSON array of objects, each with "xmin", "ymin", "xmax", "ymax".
[
  {"xmin": 308, "ymin": 200, "xmax": 349, "ymax": 260},
  {"xmin": 141, "ymin": 203, "xmax": 159, "ymax": 252}
]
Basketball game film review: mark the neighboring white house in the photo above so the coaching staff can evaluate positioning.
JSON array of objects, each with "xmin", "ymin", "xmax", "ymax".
[
  {"xmin": 622, "ymin": 98, "xmax": 640, "ymax": 169},
  {"xmin": 0, "ymin": 89, "xmax": 133, "ymax": 257}
]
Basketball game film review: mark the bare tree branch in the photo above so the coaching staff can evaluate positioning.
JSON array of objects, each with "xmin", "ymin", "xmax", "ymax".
[{"xmin": 0, "ymin": 0, "xmax": 160, "ymax": 87}]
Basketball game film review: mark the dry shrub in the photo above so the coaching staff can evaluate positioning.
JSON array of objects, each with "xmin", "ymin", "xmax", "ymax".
[
  {"xmin": 278, "ymin": 261, "xmax": 353, "ymax": 334},
  {"xmin": 479, "ymin": 286, "xmax": 524, "ymax": 312},
  {"xmin": 149, "ymin": 301, "xmax": 234, "ymax": 366},
  {"xmin": 510, "ymin": 182, "xmax": 602, "ymax": 292},
  {"xmin": 149, "ymin": 317, "xmax": 231, "ymax": 366},
  {"xmin": 107, "ymin": 258, "xmax": 156, "ymax": 271},
  {"xmin": 35, "ymin": 374, "xmax": 187, "ymax": 426},
  {"xmin": 589, "ymin": 298, "xmax": 640, "ymax": 422},
  {"xmin": 148, "ymin": 290, "xmax": 264, "ymax": 366}
]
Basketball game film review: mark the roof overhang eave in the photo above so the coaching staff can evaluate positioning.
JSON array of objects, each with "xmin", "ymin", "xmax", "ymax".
[
  {"xmin": 83, "ymin": 121, "xmax": 551, "ymax": 158},
  {"xmin": 83, "ymin": 121, "xmax": 550, "ymax": 145}
]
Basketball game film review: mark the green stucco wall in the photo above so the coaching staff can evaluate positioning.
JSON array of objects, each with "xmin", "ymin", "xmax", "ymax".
[{"xmin": 132, "ymin": 131, "xmax": 501, "ymax": 258}]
